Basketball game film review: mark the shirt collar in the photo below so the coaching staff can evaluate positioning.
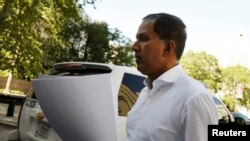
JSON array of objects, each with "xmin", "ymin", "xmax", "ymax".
[{"xmin": 144, "ymin": 64, "xmax": 184, "ymax": 89}]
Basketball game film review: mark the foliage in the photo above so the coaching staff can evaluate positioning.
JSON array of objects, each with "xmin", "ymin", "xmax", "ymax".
[
  {"xmin": 220, "ymin": 66, "xmax": 250, "ymax": 108},
  {"xmin": 0, "ymin": 70, "xmax": 9, "ymax": 77},
  {"xmin": 60, "ymin": 18, "xmax": 135, "ymax": 66},
  {"xmin": 0, "ymin": 0, "xmax": 88, "ymax": 78},
  {"xmin": 221, "ymin": 66, "xmax": 250, "ymax": 94},
  {"xmin": 180, "ymin": 51, "xmax": 250, "ymax": 109},
  {"xmin": 240, "ymin": 87, "xmax": 250, "ymax": 109},
  {"xmin": 222, "ymin": 94, "xmax": 239, "ymax": 111},
  {"xmin": 106, "ymin": 28, "xmax": 135, "ymax": 67},
  {"xmin": 0, "ymin": 0, "xmax": 134, "ymax": 79},
  {"xmin": 180, "ymin": 50, "xmax": 222, "ymax": 92}
]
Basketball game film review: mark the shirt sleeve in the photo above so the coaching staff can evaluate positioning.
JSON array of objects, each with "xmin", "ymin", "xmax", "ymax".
[{"xmin": 182, "ymin": 93, "xmax": 218, "ymax": 141}]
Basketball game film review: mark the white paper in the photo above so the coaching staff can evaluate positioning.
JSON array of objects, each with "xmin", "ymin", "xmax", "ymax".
[{"xmin": 31, "ymin": 74, "xmax": 118, "ymax": 141}]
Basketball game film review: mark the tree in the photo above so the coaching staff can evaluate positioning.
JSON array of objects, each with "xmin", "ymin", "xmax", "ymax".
[
  {"xmin": 0, "ymin": 0, "xmax": 97, "ymax": 79},
  {"xmin": 180, "ymin": 50, "xmax": 222, "ymax": 92},
  {"xmin": 241, "ymin": 87, "xmax": 250, "ymax": 109},
  {"xmin": 221, "ymin": 66, "xmax": 250, "ymax": 94},
  {"xmin": 222, "ymin": 94, "xmax": 239, "ymax": 111},
  {"xmin": 60, "ymin": 19, "xmax": 135, "ymax": 66},
  {"xmin": 106, "ymin": 28, "xmax": 135, "ymax": 66},
  {"xmin": 0, "ymin": 0, "xmax": 135, "ymax": 79},
  {"xmin": 220, "ymin": 65, "xmax": 250, "ymax": 108}
]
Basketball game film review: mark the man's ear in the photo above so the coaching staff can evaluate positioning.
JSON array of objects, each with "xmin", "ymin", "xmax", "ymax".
[
  {"xmin": 165, "ymin": 46, "xmax": 170, "ymax": 52},
  {"xmin": 167, "ymin": 40, "xmax": 176, "ymax": 52},
  {"xmin": 163, "ymin": 40, "xmax": 175, "ymax": 53}
]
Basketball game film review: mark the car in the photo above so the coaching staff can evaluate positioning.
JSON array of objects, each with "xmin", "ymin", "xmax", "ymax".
[
  {"xmin": 14, "ymin": 62, "xmax": 237, "ymax": 141},
  {"xmin": 231, "ymin": 112, "xmax": 250, "ymax": 125},
  {"xmin": 19, "ymin": 62, "xmax": 145, "ymax": 141},
  {"xmin": 18, "ymin": 97, "xmax": 62, "ymax": 141},
  {"xmin": 212, "ymin": 96, "xmax": 234, "ymax": 125}
]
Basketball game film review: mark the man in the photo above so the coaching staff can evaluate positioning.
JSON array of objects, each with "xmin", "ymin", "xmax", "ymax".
[{"xmin": 126, "ymin": 13, "xmax": 218, "ymax": 141}]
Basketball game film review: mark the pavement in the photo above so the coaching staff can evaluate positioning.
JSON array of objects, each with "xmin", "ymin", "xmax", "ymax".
[
  {"xmin": 0, "ymin": 103, "xmax": 20, "ymax": 141},
  {"xmin": 0, "ymin": 123, "xmax": 18, "ymax": 141}
]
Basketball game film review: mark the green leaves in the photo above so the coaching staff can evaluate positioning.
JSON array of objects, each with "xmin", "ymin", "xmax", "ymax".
[
  {"xmin": 0, "ymin": 0, "xmax": 134, "ymax": 79},
  {"xmin": 180, "ymin": 50, "xmax": 250, "ymax": 109},
  {"xmin": 180, "ymin": 50, "xmax": 222, "ymax": 92},
  {"xmin": 0, "ymin": 0, "xmax": 84, "ymax": 78}
]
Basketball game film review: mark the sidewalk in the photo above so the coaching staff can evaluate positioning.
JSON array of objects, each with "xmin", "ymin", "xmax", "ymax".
[
  {"xmin": 0, "ymin": 122, "xmax": 18, "ymax": 141},
  {"xmin": 0, "ymin": 103, "xmax": 20, "ymax": 126},
  {"xmin": 0, "ymin": 103, "xmax": 20, "ymax": 141}
]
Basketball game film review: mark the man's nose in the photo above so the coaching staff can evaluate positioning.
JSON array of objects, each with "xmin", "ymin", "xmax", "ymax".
[{"xmin": 132, "ymin": 41, "xmax": 140, "ymax": 52}]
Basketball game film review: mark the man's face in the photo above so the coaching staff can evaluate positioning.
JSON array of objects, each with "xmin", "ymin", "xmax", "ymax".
[{"xmin": 132, "ymin": 20, "xmax": 168, "ymax": 79}]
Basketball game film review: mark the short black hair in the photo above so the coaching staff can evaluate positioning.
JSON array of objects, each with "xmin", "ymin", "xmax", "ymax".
[{"xmin": 143, "ymin": 13, "xmax": 187, "ymax": 60}]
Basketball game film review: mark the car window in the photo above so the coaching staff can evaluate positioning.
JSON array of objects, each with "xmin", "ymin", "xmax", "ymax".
[
  {"xmin": 49, "ymin": 63, "xmax": 112, "ymax": 76},
  {"xmin": 118, "ymin": 73, "xmax": 145, "ymax": 116}
]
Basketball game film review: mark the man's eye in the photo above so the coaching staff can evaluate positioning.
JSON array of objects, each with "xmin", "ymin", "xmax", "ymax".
[{"xmin": 138, "ymin": 35, "xmax": 148, "ymax": 41}]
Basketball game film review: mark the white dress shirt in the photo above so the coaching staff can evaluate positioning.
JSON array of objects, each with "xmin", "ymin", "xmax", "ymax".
[{"xmin": 126, "ymin": 64, "xmax": 218, "ymax": 141}]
